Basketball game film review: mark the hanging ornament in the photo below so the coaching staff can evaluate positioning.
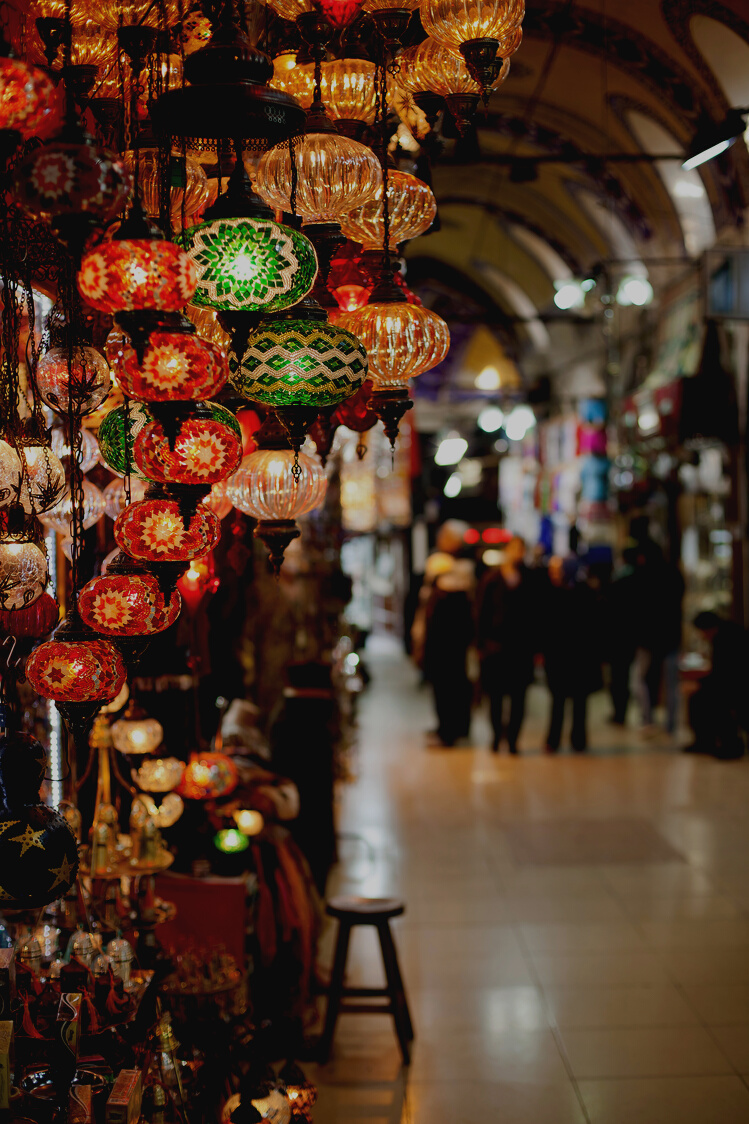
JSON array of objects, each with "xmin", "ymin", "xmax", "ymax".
[
  {"xmin": 103, "ymin": 476, "xmax": 147, "ymax": 520},
  {"xmin": 420, "ymin": 0, "xmax": 524, "ymax": 98},
  {"xmin": 97, "ymin": 401, "xmax": 154, "ymax": 479},
  {"xmin": 0, "ymin": 440, "xmax": 21, "ymax": 507},
  {"xmin": 227, "ymin": 446, "xmax": 327, "ymax": 573},
  {"xmin": 181, "ymin": 160, "xmax": 319, "ymax": 316},
  {"xmin": 398, "ymin": 37, "xmax": 512, "ymax": 131},
  {"xmin": 111, "ymin": 700, "xmax": 163, "ymax": 755},
  {"xmin": 177, "ymin": 753, "xmax": 238, "ymax": 800},
  {"xmin": 0, "ymin": 537, "xmax": 49, "ymax": 610},
  {"xmin": 14, "ymin": 126, "xmax": 131, "ymax": 252},
  {"xmin": 39, "ymin": 477, "xmax": 106, "ymax": 536},
  {"xmin": 132, "ymin": 757, "xmax": 185, "ymax": 793},
  {"xmin": 7, "ymin": 440, "xmax": 67, "ymax": 515},
  {"xmin": 114, "ymin": 495, "xmax": 221, "ymax": 563},
  {"xmin": 228, "ymin": 306, "xmax": 367, "ymax": 409},
  {"xmin": 0, "ymin": 732, "xmax": 78, "ymax": 909},
  {"xmin": 123, "ymin": 148, "xmax": 210, "ymax": 224},
  {"xmin": 133, "ymin": 404, "xmax": 243, "ymax": 487},
  {"xmin": 117, "ymin": 325, "xmax": 229, "ymax": 402},
  {"xmin": 26, "ymin": 615, "xmax": 127, "ymax": 704},
  {"xmin": 36, "ymin": 345, "xmax": 111, "ymax": 416},
  {"xmin": 340, "ymin": 170, "xmax": 437, "ymax": 252},
  {"xmin": 0, "ymin": 592, "xmax": 59, "ymax": 639},
  {"xmin": 0, "ymin": 56, "xmax": 63, "ymax": 141},
  {"xmin": 78, "ymin": 553, "xmax": 181, "ymax": 637}
]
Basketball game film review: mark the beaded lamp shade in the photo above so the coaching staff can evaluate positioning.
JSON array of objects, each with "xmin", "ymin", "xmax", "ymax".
[
  {"xmin": 0, "ymin": 58, "xmax": 63, "ymax": 139},
  {"xmin": 0, "ymin": 541, "xmax": 49, "ymax": 611},
  {"xmin": 229, "ymin": 317, "xmax": 367, "ymax": 408},
  {"xmin": 15, "ymin": 139, "xmax": 130, "ymax": 226},
  {"xmin": 420, "ymin": 0, "xmax": 524, "ymax": 51},
  {"xmin": 399, "ymin": 36, "xmax": 512, "ymax": 97},
  {"xmin": 26, "ymin": 635, "xmax": 127, "ymax": 703},
  {"xmin": 36, "ymin": 346, "xmax": 111, "ymax": 416},
  {"xmin": 78, "ymin": 240, "xmax": 198, "ymax": 314},
  {"xmin": 98, "ymin": 401, "xmax": 154, "ymax": 479},
  {"xmin": 133, "ymin": 408, "xmax": 243, "ymax": 487},
  {"xmin": 181, "ymin": 216, "xmax": 318, "ymax": 314},
  {"xmin": 256, "ymin": 134, "xmax": 382, "ymax": 225},
  {"xmin": 114, "ymin": 498, "xmax": 221, "ymax": 562},
  {"xmin": 118, "ymin": 330, "xmax": 229, "ymax": 402},
  {"xmin": 340, "ymin": 170, "xmax": 437, "ymax": 251},
  {"xmin": 227, "ymin": 450, "xmax": 327, "ymax": 520},
  {"xmin": 79, "ymin": 567, "xmax": 181, "ymax": 637},
  {"xmin": 337, "ymin": 302, "xmax": 450, "ymax": 388}
]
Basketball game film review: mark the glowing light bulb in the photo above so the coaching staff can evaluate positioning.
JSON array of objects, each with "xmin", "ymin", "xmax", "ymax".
[
  {"xmin": 478, "ymin": 407, "xmax": 504, "ymax": 433},
  {"xmin": 435, "ymin": 433, "xmax": 467, "ymax": 466},
  {"xmin": 475, "ymin": 366, "xmax": 500, "ymax": 391},
  {"xmin": 444, "ymin": 472, "xmax": 462, "ymax": 498}
]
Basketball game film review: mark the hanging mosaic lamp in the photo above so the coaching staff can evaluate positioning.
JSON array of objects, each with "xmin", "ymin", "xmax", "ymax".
[
  {"xmin": 133, "ymin": 404, "xmax": 243, "ymax": 487},
  {"xmin": 98, "ymin": 401, "xmax": 154, "ymax": 480},
  {"xmin": 14, "ymin": 125, "xmax": 131, "ymax": 252},
  {"xmin": 177, "ymin": 752, "xmax": 238, "ymax": 800},
  {"xmin": 78, "ymin": 553, "xmax": 181, "ymax": 637},
  {"xmin": 78, "ymin": 206, "xmax": 198, "ymax": 316},
  {"xmin": 111, "ymin": 700, "xmax": 164, "ymax": 755},
  {"xmin": 228, "ymin": 305, "xmax": 367, "ymax": 409},
  {"xmin": 26, "ymin": 614, "xmax": 127, "ymax": 704},
  {"xmin": 117, "ymin": 323, "xmax": 228, "ymax": 403},
  {"xmin": 226, "ymin": 447, "xmax": 327, "ymax": 573},
  {"xmin": 36, "ymin": 345, "xmax": 111, "ymax": 416},
  {"xmin": 340, "ymin": 169, "xmax": 437, "ymax": 252},
  {"xmin": 0, "ymin": 55, "xmax": 63, "ymax": 142},
  {"xmin": 0, "ymin": 537, "xmax": 49, "ymax": 611},
  {"xmin": 0, "ymin": 801, "xmax": 79, "ymax": 908},
  {"xmin": 114, "ymin": 495, "xmax": 222, "ymax": 563},
  {"xmin": 420, "ymin": 0, "xmax": 524, "ymax": 96},
  {"xmin": 180, "ymin": 158, "xmax": 319, "ymax": 316},
  {"xmin": 0, "ymin": 591, "xmax": 59, "ymax": 639}
]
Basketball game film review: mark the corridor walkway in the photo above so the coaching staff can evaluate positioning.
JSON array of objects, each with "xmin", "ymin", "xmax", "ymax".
[{"xmin": 309, "ymin": 643, "xmax": 749, "ymax": 1124}]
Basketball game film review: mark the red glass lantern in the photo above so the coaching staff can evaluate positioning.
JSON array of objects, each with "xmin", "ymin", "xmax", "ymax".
[
  {"xmin": 26, "ymin": 635, "xmax": 127, "ymax": 703},
  {"xmin": 236, "ymin": 407, "xmax": 262, "ymax": 456},
  {"xmin": 334, "ymin": 378, "xmax": 378, "ymax": 431},
  {"xmin": 177, "ymin": 752, "xmax": 238, "ymax": 800},
  {"xmin": 79, "ymin": 559, "xmax": 181, "ymax": 637},
  {"xmin": 118, "ymin": 329, "xmax": 228, "ymax": 402},
  {"xmin": 0, "ymin": 58, "xmax": 63, "ymax": 140},
  {"xmin": 177, "ymin": 553, "xmax": 219, "ymax": 615},
  {"xmin": 133, "ymin": 410, "xmax": 243, "ymax": 486},
  {"xmin": 0, "ymin": 592, "xmax": 59, "ymax": 639},
  {"xmin": 78, "ymin": 239, "xmax": 198, "ymax": 314},
  {"xmin": 14, "ymin": 136, "xmax": 130, "ymax": 228},
  {"xmin": 114, "ymin": 497, "xmax": 221, "ymax": 562},
  {"xmin": 329, "ymin": 242, "xmax": 373, "ymax": 313}
]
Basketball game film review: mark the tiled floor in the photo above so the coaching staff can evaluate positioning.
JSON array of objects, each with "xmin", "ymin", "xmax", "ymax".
[{"xmin": 307, "ymin": 642, "xmax": 749, "ymax": 1123}]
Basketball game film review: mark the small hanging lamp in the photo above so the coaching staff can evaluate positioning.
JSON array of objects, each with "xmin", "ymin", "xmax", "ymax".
[
  {"xmin": 114, "ymin": 493, "xmax": 222, "ymax": 563},
  {"xmin": 420, "ymin": 0, "xmax": 524, "ymax": 99},
  {"xmin": 78, "ymin": 552, "xmax": 181, "ymax": 638}
]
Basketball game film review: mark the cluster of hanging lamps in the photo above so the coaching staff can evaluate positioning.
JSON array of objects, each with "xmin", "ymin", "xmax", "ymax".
[
  {"xmin": 397, "ymin": 36, "xmax": 512, "ymax": 132},
  {"xmin": 420, "ymin": 0, "xmax": 524, "ymax": 99}
]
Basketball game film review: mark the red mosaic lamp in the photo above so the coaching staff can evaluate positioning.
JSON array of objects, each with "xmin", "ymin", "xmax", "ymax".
[
  {"xmin": 0, "ymin": 55, "xmax": 63, "ymax": 143},
  {"xmin": 78, "ymin": 552, "xmax": 181, "ymax": 637},
  {"xmin": 114, "ymin": 494, "xmax": 222, "ymax": 564},
  {"xmin": 118, "ymin": 323, "xmax": 229, "ymax": 402},
  {"xmin": 0, "ymin": 591, "xmax": 59, "ymax": 639},
  {"xmin": 133, "ymin": 404, "xmax": 243, "ymax": 488},
  {"xmin": 177, "ymin": 752, "xmax": 238, "ymax": 800}
]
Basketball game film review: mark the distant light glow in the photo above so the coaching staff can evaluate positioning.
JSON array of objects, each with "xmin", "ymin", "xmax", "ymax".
[
  {"xmin": 638, "ymin": 409, "xmax": 659, "ymax": 433},
  {"xmin": 617, "ymin": 276, "xmax": 653, "ymax": 307},
  {"xmin": 443, "ymin": 472, "xmax": 462, "ymax": 498},
  {"xmin": 215, "ymin": 827, "xmax": 249, "ymax": 853},
  {"xmin": 673, "ymin": 179, "xmax": 705, "ymax": 199},
  {"xmin": 464, "ymin": 528, "xmax": 480, "ymax": 544},
  {"xmin": 475, "ymin": 365, "xmax": 501, "ymax": 390},
  {"xmin": 435, "ymin": 434, "xmax": 467, "ymax": 466},
  {"xmin": 682, "ymin": 138, "xmax": 734, "ymax": 171},
  {"xmin": 483, "ymin": 549, "xmax": 503, "ymax": 566},
  {"xmin": 553, "ymin": 281, "xmax": 585, "ymax": 310},
  {"xmin": 504, "ymin": 405, "xmax": 536, "ymax": 442},
  {"xmin": 478, "ymin": 407, "xmax": 504, "ymax": 433}
]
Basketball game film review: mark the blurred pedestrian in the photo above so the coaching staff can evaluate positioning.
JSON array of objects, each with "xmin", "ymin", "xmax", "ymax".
[
  {"xmin": 606, "ymin": 545, "xmax": 638, "ymax": 725},
  {"xmin": 475, "ymin": 535, "xmax": 536, "ymax": 754},
  {"xmin": 543, "ymin": 557, "xmax": 602, "ymax": 753},
  {"xmin": 422, "ymin": 559, "xmax": 475, "ymax": 746},
  {"xmin": 632, "ymin": 540, "xmax": 684, "ymax": 736},
  {"xmin": 687, "ymin": 612, "xmax": 748, "ymax": 759}
]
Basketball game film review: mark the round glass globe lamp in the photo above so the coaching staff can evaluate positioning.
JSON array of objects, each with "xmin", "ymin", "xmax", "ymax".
[
  {"xmin": 111, "ymin": 705, "xmax": 163, "ymax": 755},
  {"xmin": 337, "ymin": 301, "xmax": 450, "ymax": 388},
  {"xmin": 40, "ymin": 478, "xmax": 106, "ymax": 536},
  {"xmin": 0, "ymin": 440, "xmax": 21, "ymax": 508},
  {"xmin": 227, "ymin": 450, "xmax": 327, "ymax": 520},
  {"xmin": 16, "ymin": 444, "xmax": 67, "ymax": 514},
  {"xmin": 256, "ymin": 134, "xmax": 382, "ymax": 225},
  {"xmin": 36, "ymin": 346, "xmax": 111, "ymax": 416},
  {"xmin": 399, "ymin": 36, "xmax": 511, "ymax": 97},
  {"xmin": 0, "ymin": 540, "xmax": 48, "ymax": 610},
  {"xmin": 340, "ymin": 170, "xmax": 436, "ymax": 251}
]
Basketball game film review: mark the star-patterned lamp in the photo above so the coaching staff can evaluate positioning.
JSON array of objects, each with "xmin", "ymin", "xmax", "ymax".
[
  {"xmin": 78, "ymin": 553, "xmax": 181, "ymax": 637},
  {"xmin": 117, "ymin": 324, "xmax": 229, "ymax": 402},
  {"xmin": 114, "ymin": 495, "xmax": 222, "ymax": 563},
  {"xmin": 133, "ymin": 404, "xmax": 243, "ymax": 487},
  {"xmin": 26, "ymin": 620, "xmax": 127, "ymax": 704}
]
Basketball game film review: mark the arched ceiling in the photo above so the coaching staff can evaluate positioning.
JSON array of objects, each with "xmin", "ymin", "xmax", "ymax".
[{"xmin": 406, "ymin": 0, "xmax": 749, "ymax": 364}]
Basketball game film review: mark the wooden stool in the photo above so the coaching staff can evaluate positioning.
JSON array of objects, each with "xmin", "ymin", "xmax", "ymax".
[{"xmin": 319, "ymin": 896, "xmax": 414, "ymax": 1064}]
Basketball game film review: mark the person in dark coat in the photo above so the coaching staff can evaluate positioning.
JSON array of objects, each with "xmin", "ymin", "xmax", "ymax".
[
  {"xmin": 543, "ymin": 557, "xmax": 603, "ymax": 753},
  {"xmin": 687, "ymin": 612, "xmax": 748, "ymax": 759},
  {"xmin": 422, "ymin": 560, "xmax": 475, "ymax": 746},
  {"xmin": 606, "ymin": 545, "xmax": 638, "ymax": 725},
  {"xmin": 632, "ymin": 541, "xmax": 685, "ymax": 735},
  {"xmin": 475, "ymin": 536, "xmax": 536, "ymax": 754}
]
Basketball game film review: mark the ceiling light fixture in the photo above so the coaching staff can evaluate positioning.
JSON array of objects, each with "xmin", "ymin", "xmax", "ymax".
[
  {"xmin": 682, "ymin": 109, "xmax": 748, "ymax": 171},
  {"xmin": 475, "ymin": 365, "xmax": 500, "ymax": 390}
]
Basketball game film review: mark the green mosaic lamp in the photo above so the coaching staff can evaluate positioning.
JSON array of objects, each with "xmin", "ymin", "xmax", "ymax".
[
  {"xmin": 98, "ymin": 401, "xmax": 155, "ymax": 480},
  {"xmin": 179, "ymin": 158, "xmax": 319, "ymax": 315},
  {"xmin": 228, "ymin": 303, "xmax": 368, "ymax": 409}
]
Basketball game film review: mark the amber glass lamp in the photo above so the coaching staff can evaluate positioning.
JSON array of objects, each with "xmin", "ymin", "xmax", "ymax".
[
  {"xmin": 420, "ymin": 0, "xmax": 524, "ymax": 95},
  {"xmin": 270, "ymin": 55, "xmax": 315, "ymax": 107},
  {"xmin": 398, "ymin": 37, "xmax": 511, "ymax": 129},
  {"xmin": 340, "ymin": 169, "xmax": 436, "ymax": 251}
]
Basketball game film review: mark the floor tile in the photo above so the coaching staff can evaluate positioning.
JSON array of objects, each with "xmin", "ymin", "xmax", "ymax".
[
  {"xmin": 504, "ymin": 818, "xmax": 684, "ymax": 865},
  {"xmin": 578, "ymin": 1076, "xmax": 749, "ymax": 1123},
  {"xmin": 656, "ymin": 948, "xmax": 749, "ymax": 985},
  {"xmin": 408, "ymin": 1028, "xmax": 570, "ymax": 1083},
  {"xmin": 412, "ymin": 986, "xmax": 551, "ymax": 1033},
  {"xmin": 405, "ymin": 1080, "xmax": 588, "ymax": 1124},
  {"xmin": 635, "ymin": 919, "xmax": 749, "ymax": 948},
  {"xmin": 529, "ymin": 949, "xmax": 671, "ymax": 987},
  {"xmin": 559, "ymin": 1025, "xmax": 733, "ymax": 1078},
  {"xmin": 619, "ymin": 894, "xmax": 741, "ymax": 921},
  {"xmin": 680, "ymin": 984, "xmax": 749, "ymax": 1025},
  {"xmin": 519, "ymin": 920, "xmax": 648, "ymax": 953},
  {"xmin": 544, "ymin": 984, "xmax": 699, "ymax": 1029},
  {"xmin": 601, "ymin": 864, "xmax": 716, "ymax": 898}
]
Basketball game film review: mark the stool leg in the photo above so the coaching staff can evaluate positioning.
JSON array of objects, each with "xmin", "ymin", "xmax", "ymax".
[
  {"xmin": 318, "ymin": 919, "xmax": 352, "ymax": 1063},
  {"xmin": 377, "ymin": 920, "xmax": 414, "ymax": 1063}
]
